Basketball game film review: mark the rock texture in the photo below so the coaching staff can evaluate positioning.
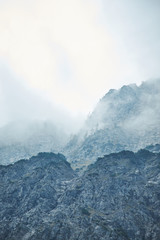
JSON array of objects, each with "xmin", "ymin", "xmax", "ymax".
[
  {"xmin": 64, "ymin": 79, "xmax": 160, "ymax": 169},
  {"xmin": 0, "ymin": 150, "xmax": 160, "ymax": 239},
  {"xmin": 0, "ymin": 152, "xmax": 76, "ymax": 240}
]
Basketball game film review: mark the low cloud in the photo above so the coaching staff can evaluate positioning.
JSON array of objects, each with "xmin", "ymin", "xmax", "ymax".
[
  {"xmin": 0, "ymin": 62, "xmax": 84, "ymax": 134},
  {"xmin": 0, "ymin": 0, "xmax": 121, "ymax": 115}
]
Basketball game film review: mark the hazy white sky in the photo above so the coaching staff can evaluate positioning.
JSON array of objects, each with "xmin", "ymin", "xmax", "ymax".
[{"xmin": 0, "ymin": 0, "xmax": 160, "ymax": 126}]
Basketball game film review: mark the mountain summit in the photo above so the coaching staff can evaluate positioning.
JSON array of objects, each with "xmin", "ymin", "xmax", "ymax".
[
  {"xmin": 0, "ymin": 79, "xmax": 159, "ymax": 168},
  {"xmin": 64, "ymin": 79, "xmax": 160, "ymax": 169}
]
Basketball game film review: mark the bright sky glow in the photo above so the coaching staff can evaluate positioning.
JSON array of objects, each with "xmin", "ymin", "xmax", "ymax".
[{"xmin": 0, "ymin": 0, "xmax": 160, "ymax": 125}]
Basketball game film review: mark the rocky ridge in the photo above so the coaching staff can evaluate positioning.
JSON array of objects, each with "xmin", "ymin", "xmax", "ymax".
[
  {"xmin": 64, "ymin": 79, "xmax": 160, "ymax": 169},
  {"xmin": 0, "ymin": 149, "xmax": 160, "ymax": 239},
  {"xmin": 0, "ymin": 79, "xmax": 159, "ymax": 170}
]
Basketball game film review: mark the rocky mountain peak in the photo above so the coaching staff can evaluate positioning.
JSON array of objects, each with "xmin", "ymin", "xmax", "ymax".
[{"xmin": 64, "ymin": 79, "xmax": 160, "ymax": 169}]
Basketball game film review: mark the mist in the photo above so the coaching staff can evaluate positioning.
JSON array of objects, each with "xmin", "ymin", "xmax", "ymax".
[
  {"xmin": 84, "ymin": 79, "xmax": 160, "ymax": 136},
  {"xmin": 0, "ymin": 0, "xmax": 160, "ymax": 155},
  {"xmin": 122, "ymin": 79, "xmax": 160, "ymax": 133},
  {"xmin": 0, "ymin": 62, "xmax": 84, "ymax": 135},
  {"xmin": 0, "ymin": 0, "xmax": 160, "ymax": 117}
]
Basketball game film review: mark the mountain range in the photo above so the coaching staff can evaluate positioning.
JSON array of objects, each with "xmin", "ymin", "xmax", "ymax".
[
  {"xmin": 0, "ymin": 79, "xmax": 160, "ymax": 239},
  {"xmin": 64, "ymin": 79, "xmax": 160, "ymax": 170},
  {"xmin": 0, "ymin": 79, "xmax": 160, "ymax": 169},
  {"xmin": 0, "ymin": 149, "xmax": 160, "ymax": 240}
]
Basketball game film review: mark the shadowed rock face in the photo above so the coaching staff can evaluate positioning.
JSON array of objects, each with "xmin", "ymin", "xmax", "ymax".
[
  {"xmin": 0, "ymin": 152, "xmax": 76, "ymax": 240},
  {"xmin": 0, "ymin": 150, "xmax": 160, "ymax": 240}
]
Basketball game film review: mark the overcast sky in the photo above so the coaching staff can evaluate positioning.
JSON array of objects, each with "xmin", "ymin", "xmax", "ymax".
[{"xmin": 0, "ymin": 0, "xmax": 160, "ymax": 128}]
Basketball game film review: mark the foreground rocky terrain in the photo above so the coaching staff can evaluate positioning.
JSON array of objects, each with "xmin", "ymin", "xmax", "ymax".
[{"xmin": 0, "ymin": 149, "xmax": 160, "ymax": 240}]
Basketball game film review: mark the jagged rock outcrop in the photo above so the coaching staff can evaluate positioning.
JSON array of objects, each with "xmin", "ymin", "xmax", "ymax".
[
  {"xmin": 64, "ymin": 79, "xmax": 160, "ymax": 169},
  {"xmin": 0, "ymin": 152, "xmax": 76, "ymax": 240},
  {"xmin": 0, "ymin": 150, "xmax": 160, "ymax": 239}
]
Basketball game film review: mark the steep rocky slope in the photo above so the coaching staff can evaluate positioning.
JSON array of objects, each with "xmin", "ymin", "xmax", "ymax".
[
  {"xmin": 0, "ymin": 152, "xmax": 76, "ymax": 240},
  {"xmin": 0, "ymin": 150, "xmax": 160, "ymax": 239},
  {"xmin": 64, "ymin": 79, "xmax": 160, "ymax": 169}
]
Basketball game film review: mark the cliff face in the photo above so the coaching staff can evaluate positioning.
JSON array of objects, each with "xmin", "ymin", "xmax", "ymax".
[
  {"xmin": 0, "ymin": 150, "xmax": 160, "ymax": 240},
  {"xmin": 64, "ymin": 80, "xmax": 160, "ymax": 169},
  {"xmin": 0, "ymin": 152, "xmax": 76, "ymax": 240}
]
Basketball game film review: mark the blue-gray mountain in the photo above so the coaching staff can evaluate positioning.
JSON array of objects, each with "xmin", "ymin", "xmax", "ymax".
[
  {"xmin": 64, "ymin": 79, "xmax": 160, "ymax": 169},
  {"xmin": 0, "ymin": 79, "xmax": 159, "ymax": 168},
  {"xmin": 0, "ymin": 150, "xmax": 160, "ymax": 240}
]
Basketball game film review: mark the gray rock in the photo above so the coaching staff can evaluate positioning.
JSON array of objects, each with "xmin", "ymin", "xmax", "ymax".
[
  {"xmin": 0, "ymin": 149, "xmax": 160, "ymax": 239},
  {"xmin": 64, "ymin": 79, "xmax": 160, "ymax": 169}
]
